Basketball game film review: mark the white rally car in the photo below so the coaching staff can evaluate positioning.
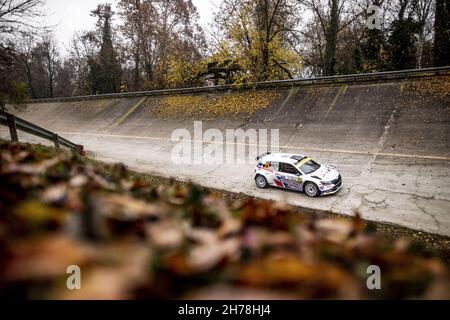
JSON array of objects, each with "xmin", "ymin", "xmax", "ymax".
[{"xmin": 254, "ymin": 152, "xmax": 342, "ymax": 197}]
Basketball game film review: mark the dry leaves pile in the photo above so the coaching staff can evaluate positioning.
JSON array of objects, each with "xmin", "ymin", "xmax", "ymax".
[
  {"xmin": 153, "ymin": 90, "xmax": 281, "ymax": 120},
  {"xmin": 0, "ymin": 141, "xmax": 449, "ymax": 299},
  {"xmin": 402, "ymin": 75, "xmax": 450, "ymax": 100}
]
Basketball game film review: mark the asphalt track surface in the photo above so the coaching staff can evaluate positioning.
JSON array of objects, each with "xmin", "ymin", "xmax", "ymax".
[{"xmin": 2, "ymin": 76, "xmax": 450, "ymax": 236}]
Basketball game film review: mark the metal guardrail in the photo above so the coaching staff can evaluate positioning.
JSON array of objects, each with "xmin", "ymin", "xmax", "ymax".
[
  {"xmin": 27, "ymin": 66, "xmax": 450, "ymax": 104},
  {"xmin": 0, "ymin": 111, "xmax": 84, "ymax": 155}
]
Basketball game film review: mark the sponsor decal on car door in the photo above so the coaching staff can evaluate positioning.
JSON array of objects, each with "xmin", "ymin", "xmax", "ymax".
[{"xmin": 275, "ymin": 163, "xmax": 303, "ymax": 191}]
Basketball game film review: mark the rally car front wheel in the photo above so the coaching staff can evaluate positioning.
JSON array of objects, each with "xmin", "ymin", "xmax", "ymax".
[
  {"xmin": 304, "ymin": 182, "xmax": 319, "ymax": 197},
  {"xmin": 255, "ymin": 175, "xmax": 268, "ymax": 188}
]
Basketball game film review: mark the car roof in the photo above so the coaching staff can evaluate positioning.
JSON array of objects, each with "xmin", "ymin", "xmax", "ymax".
[{"xmin": 260, "ymin": 153, "xmax": 307, "ymax": 164}]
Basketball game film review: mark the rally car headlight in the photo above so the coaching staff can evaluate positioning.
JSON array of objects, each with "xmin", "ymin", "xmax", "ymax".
[{"xmin": 319, "ymin": 181, "xmax": 334, "ymax": 190}]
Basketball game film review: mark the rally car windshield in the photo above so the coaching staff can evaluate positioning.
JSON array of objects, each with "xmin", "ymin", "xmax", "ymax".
[{"xmin": 297, "ymin": 159, "xmax": 321, "ymax": 174}]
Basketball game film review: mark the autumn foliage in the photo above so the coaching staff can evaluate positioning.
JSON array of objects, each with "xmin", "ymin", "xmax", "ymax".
[
  {"xmin": 0, "ymin": 141, "xmax": 449, "ymax": 299},
  {"xmin": 153, "ymin": 90, "xmax": 281, "ymax": 120}
]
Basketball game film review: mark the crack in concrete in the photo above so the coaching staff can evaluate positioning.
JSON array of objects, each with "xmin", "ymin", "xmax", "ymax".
[
  {"xmin": 414, "ymin": 200, "xmax": 441, "ymax": 232},
  {"xmin": 198, "ymin": 164, "xmax": 224, "ymax": 176},
  {"xmin": 360, "ymin": 107, "xmax": 397, "ymax": 177},
  {"xmin": 338, "ymin": 181, "xmax": 447, "ymax": 226},
  {"xmin": 352, "ymin": 179, "xmax": 448, "ymax": 202},
  {"xmin": 329, "ymin": 193, "xmax": 349, "ymax": 212},
  {"xmin": 362, "ymin": 195, "xmax": 388, "ymax": 210}
]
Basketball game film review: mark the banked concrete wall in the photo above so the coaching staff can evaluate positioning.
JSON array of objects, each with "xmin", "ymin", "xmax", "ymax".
[
  {"xmin": 3, "ymin": 70, "xmax": 450, "ymax": 236},
  {"xmin": 7, "ymin": 72, "xmax": 450, "ymax": 160}
]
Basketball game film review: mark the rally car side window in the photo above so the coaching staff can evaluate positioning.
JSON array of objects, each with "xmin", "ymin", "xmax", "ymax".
[
  {"xmin": 270, "ymin": 161, "xmax": 279, "ymax": 171},
  {"xmin": 280, "ymin": 162, "xmax": 300, "ymax": 175}
]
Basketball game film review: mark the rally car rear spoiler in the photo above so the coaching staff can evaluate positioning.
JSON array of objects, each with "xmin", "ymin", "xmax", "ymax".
[{"xmin": 256, "ymin": 152, "xmax": 271, "ymax": 161}]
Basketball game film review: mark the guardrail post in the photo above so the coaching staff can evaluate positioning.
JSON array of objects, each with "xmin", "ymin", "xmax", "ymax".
[
  {"xmin": 6, "ymin": 113, "xmax": 18, "ymax": 142},
  {"xmin": 53, "ymin": 133, "xmax": 60, "ymax": 149}
]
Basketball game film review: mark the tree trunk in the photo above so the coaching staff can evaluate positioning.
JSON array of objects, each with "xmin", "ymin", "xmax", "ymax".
[
  {"xmin": 324, "ymin": 0, "xmax": 339, "ymax": 75},
  {"xmin": 434, "ymin": 0, "xmax": 450, "ymax": 66},
  {"xmin": 416, "ymin": 31, "xmax": 425, "ymax": 68},
  {"xmin": 133, "ymin": 49, "xmax": 140, "ymax": 90},
  {"xmin": 25, "ymin": 65, "xmax": 36, "ymax": 99}
]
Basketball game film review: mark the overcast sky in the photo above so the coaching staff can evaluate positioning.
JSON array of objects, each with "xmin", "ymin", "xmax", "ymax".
[{"xmin": 43, "ymin": 0, "xmax": 221, "ymax": 54}]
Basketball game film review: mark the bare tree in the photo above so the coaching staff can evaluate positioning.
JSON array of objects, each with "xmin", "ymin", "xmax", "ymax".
[
  {"xmin": 118, "ymin": 0, "xmax": 206, "ymax": 89},
  {"xmin": 413, "ymin": 0, "xmax": 435, "ymax": 68},
  {"xmin": 211, "ymin": 0, "xmax": 302, "ymax": 82},
  {"xmin": 11, "ymin": 31, "xmax": 37, "ymax": 98},
  {"xmin": 300, "ymin": 0, "xmax": 367, "ymax": 75},
  {"xmin": 434, "ymin": 0, "xmax": 450, "ymax": 67},
  {"xmin": 0, "ymin": 0, "xmax": 44, "ymax": 35},
  {"xmin": 153, "ymin": 0, "xmax": 205, "ymax": 88},
  {"xmin": 118, "ymin": 0, "xmax": 157, "ymax": 90},
  {"xmin": 36, "ymin": 32, "xmax": 58, "ymax": 97},
  {"xmin": 68, "ymin": 31, "xmax": 99, "ymax": 95}
]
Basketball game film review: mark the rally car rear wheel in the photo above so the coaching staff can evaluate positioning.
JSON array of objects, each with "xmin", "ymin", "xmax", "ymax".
[
  {"xmin": 304, "ymin": 182, "xmax": 319, "ymax": 197},
  {"xmin": 255, "ymin": 175, "xmax": 268, "ymax": 188}
]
